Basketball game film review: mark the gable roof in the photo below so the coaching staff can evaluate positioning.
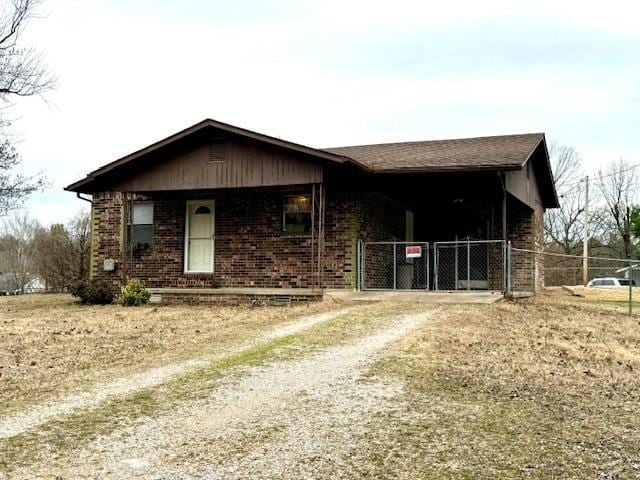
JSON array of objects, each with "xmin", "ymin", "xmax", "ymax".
[
  {"xmin": 325, "ymin": 133, "xmax": 545, "ymax": 173},
  {"xmin": 65, "ymin": 118, "xmax": 557, "ymax": 207},
  {"xmin": 65, "ymin": 118, "xmax": 356, "ymax": 193}
]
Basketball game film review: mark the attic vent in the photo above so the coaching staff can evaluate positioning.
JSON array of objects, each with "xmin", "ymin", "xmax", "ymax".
[{"xmin": 209, "ymin": 139, "xmax": 227, "ymax": 163}]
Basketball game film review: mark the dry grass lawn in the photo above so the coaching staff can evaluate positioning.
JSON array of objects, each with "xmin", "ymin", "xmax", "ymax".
[
  {"xmin": 0, "ymin": 293, "xmax": 337, "ymax": 416},
  {"xmin": 1, "ymin": 291, "xmax": 639, "ymax": 478},
  {"xmin": 361, "ymin": 290, "xmax": 640, "ymax": 479}
]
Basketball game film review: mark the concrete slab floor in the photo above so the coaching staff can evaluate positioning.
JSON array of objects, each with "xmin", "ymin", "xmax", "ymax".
[{"xmin": 324, "ymin": 290, "xmax": 504, "ymax": 304}]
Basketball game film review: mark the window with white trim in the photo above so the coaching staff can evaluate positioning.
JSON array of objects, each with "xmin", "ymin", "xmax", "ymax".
[{"xmin": 185, "ymin": 200, "xmax": 215, "ymax": 273}]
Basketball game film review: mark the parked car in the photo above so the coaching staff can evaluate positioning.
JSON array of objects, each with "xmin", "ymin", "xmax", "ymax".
[{"xmin": 587, "ymin": 278, "xmax": 636, "ymax": 288}]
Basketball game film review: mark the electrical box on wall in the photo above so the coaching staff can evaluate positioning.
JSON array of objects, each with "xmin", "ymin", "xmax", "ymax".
[{"xmin": 103, "ymin": 259, "xmax": 115, "ymax": 271}]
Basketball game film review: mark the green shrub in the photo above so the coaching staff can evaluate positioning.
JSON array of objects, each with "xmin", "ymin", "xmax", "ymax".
[
  {"xmin": 70, "ymin": 280, "xmax": 114, "ymax": 305},
  {"xmin": 118, "ymin": 279, "xmax": 151, "ymax": 306}
]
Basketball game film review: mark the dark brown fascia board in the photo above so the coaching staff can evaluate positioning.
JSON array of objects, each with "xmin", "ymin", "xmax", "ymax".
[
  {"xmin": 65, "ymin": 118, "xmax": 367, "ymax": 192},
  {"xmin": 65, "ymin": 176, "xmax": 95, "ymax": 192},
  {"xmin": 537, "ymin": 136, "xmax": 560, "ymax": 208},
  {"xmin": 517, "ymin": 133, "xmax": 560, "ymax": 208}
]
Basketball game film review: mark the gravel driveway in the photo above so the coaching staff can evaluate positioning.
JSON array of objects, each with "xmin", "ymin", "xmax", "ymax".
[
  {"xmin": 5, "ymin": 305, "xmax": 433, "ymax": 479},
  {"xmin": 0, "ymin": 308, "xmax": 354, "ymax": 440}
]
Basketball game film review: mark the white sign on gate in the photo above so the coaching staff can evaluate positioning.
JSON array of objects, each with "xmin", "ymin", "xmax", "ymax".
[{"xmin": 405, "ymin": 245, "xmax": 422, "ymax": 258}]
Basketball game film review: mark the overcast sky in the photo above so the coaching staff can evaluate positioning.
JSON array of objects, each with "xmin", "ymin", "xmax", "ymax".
[{"xmin": 10, "ymin": 0, "xmax": 640, "ymax": 224}]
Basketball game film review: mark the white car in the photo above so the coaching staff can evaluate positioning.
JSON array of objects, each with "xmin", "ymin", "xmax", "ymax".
[{"xmin": 587, "ymin": 277, "xmax": 636, "ymax": 288}]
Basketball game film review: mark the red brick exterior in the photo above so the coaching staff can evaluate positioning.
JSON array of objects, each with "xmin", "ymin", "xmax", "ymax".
[
  {"xmin": 90, "ymin": 186, "xmax": 540, "ymax": 294},
  {"xmin": 90, "ymin": 186, "xmax": 404, "ymax": 291},
  {"xmin": 507, "ymin": 196, "xmax": 545, "ymax": 292}
]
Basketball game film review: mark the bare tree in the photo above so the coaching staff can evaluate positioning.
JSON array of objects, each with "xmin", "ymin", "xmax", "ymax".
[
  {"xmin": 32, "ymin": 222, "xmax": 72, "ymax": 291},
  {"xmin": 31, "ymin": 209, "xmax": 90, "ymax": 291},
  {"xmin": 597, "ymin": 158, "xmax": 638, "ymax": 258},
  {"xmin": 0, "ymin": 0, "xmax": 54, "ymax": 214},
  {"xmin": 548, "ymin": 143, "xmax": 582, "ymax": 193},
  {"xmin": 0, "ymin": 0, "xmax": 55, "ymax": 99},
  {"xmin": 68, "ymin": 209, "xmax": 91, "ymax": 281},
  {"xmin": 0, "ymin": 133, "xmax": 45, "ymax": 213},
  {"xmin": 544, "ymin": 144, "xmax": 587, "ymax": 253},
  {"xmin": 545, "ymin": 187, "xmax": 584, "ymax": 254},
  {"xmin": 0, "ymin": 211, "xmax": 38, "ymax": 292}
]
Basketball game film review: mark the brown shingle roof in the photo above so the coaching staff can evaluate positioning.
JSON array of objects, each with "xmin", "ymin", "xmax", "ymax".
[
  {"xmin": 66, "ymin": 118, "xmax": 556, "ymax": 206},
  {"xmin": 325, "ymin": 133, "xmax": 545, "ymax": 172}
]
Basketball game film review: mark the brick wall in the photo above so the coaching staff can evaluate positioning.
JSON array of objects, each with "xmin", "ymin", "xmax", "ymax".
[
  {"xmin": 92, "ymin": 186, "xmax": 510, "ymax": 294},
  {"xmin": 91, "ymin": 192, "xmax": 126, "ymax": 291},
  {"xmin": 507, "ymin": 196, "xmax": 544, "ymax": 292},
  {"xmin": 90, "ymin": 186, "xmax": 392, "ymax": 291},
  {"xmin": 357, "ymin": 193, "xmax": 407, "ymax": 242},
  {"xmin": 322, "ymin": 191, "xmax": 408, "ymax": 289}
]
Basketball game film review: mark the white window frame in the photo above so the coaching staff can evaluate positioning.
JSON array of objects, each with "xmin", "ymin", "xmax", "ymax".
[
  {"xmin": 184, "ymin": 199, "xmax": 215, "ymax": 274},
  {"xmin": 130, "ymin": 201, "xmax": 154, "ymax": 249}
]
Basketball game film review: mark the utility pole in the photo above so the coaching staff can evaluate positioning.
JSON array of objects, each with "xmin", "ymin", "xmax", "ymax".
[{"xmin": 582, "ymin": 176, "xmax": 589, "ymax": 286}]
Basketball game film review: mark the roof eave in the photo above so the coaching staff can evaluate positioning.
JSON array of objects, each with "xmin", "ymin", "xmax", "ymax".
[
  {"xmin": 66, "ymin": 118, "xmax": 361, "ymax": 193},
  {"xmin": 539, "ymin": 136, "xmax": 560, "ymax": 208},
  {"xmin": 522, "ymin": 134, "xmax": 560, "ymax": 209},
  {"xmin": 65, "ymin": 176, "xmax": 95, "ymax": 193}
]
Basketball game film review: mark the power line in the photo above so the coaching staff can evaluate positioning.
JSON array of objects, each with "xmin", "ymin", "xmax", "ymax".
[{"xmin": 559, "ymin": 161, "xmax": 640, "ymax": 190}]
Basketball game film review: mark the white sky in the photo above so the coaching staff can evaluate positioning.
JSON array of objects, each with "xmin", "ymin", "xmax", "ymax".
[{"xmin": 9, "ymin": 0, "xmax": 640, "ymax": 224}]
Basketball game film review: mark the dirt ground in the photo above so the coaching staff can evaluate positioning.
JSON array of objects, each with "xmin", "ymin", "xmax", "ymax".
[{"xmin": 1, "ymin": 291, "xmax": 639, "ymax": 479}]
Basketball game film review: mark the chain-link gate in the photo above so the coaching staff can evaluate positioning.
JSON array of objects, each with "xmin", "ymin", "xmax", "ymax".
[
  {"xmin": 434, "ymin": 240, "xmax": 506, "ymax": 291},
  {"xmin": 359, "ymin": 241, "xmax": 429, "ymax": 291}
]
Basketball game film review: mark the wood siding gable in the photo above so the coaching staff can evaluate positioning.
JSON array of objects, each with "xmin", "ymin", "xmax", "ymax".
[{"xmin": 112, "ymin": 137, "xmax": 323, "ymax": 192}]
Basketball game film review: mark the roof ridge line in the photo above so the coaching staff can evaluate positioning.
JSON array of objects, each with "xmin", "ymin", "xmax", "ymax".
[{"xmin": 325, "ymin": 132, "xmax": 545, "ymax": 150}]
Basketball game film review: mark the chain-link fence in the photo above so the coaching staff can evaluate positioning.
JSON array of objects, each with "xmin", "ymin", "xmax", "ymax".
[
  {"xmin": 360, "ymin": 242, "xmax": 429, "ymax": 290},
  {"xmin": 358, "ymin": 240, "xmax": 637, "ymax": 314},
  {"xmin": 510, "ymin": 247, "xmax": 636, "ymax": 314},
  {"xmin": 434, "ymin": 240, "xmax": 506, "ymax": 291}
]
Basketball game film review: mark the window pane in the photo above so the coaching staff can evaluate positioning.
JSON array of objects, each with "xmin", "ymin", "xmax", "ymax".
[
  {"xmin": 132, "ymin": 224, "xmax": 153, "ymax": 247},
  {"xmin": 132, "ymin": 202, "xmax": 153, "ymax": 225},
  {"xmin": 194, "ymin": 205, "xmax": 211, "ymax": 215},
  {"xmin": 284, "ymin": 212, "xmax": 311, "ymax": 235},
  {"xmin": 284, "ymin": 195, "xmax": 311, "ymax": 212},
  {"xmin": 603, "ymin": 280, "xmax": 615, "ymax": 286},
  {"xmin": 133, "ymin": 203, "xmax": 153, "ymax": 225}
]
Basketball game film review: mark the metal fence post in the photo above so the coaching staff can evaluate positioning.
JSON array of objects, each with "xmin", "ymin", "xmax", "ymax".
[
  {"xmin": 629, "ymin": 258, "xmax": 633, "ymax": 316},
  {"xmin": 506, "ymin": 241, "xmax": 512, "ymax": 294},
  {"xmin": 467, "ymin": 238, "xmax": 471, "ymax": 291},
  {"xmin": 393, "ymin": 243, "xmax": 397, "ymax": 290},
  {"xmin": 454, "ymin": 242, "xmax": 459, "ymax": 290},
  {"xmin": 426, "ymin": 242, "xmax": 430, "ymax": 291},
  {"xmin": 434, "ymin": 242, "xmax": 438, "ymax": 291},
  {"xmin": 502, "ymin": 240, "xmax": 506, "ymax": 292}
]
